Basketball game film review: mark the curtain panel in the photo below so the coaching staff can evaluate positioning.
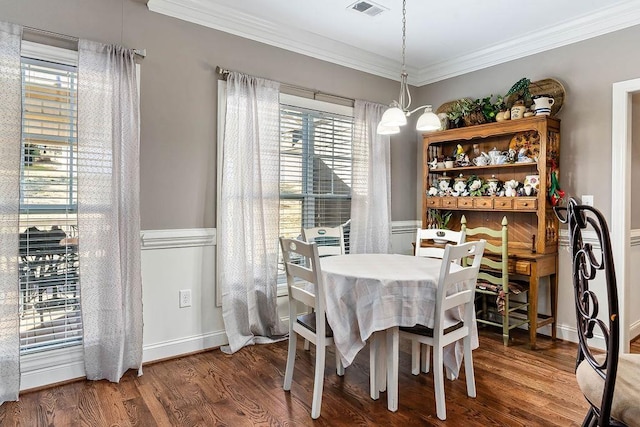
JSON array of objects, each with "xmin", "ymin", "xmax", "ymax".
[
  {"xmin": 350, "ymin": 100, "xmax": 392, "ymax": 254},
  {"xmin": 219, "ymin": 72, "xmax": 287, "ymax": 353},
  {"xmin": 77, "ymin": 40, "xmax": 143, "ymax": 382},
  {"xmin": 0, "ymin": 20, "xmax": 23, "ymax": 405}
]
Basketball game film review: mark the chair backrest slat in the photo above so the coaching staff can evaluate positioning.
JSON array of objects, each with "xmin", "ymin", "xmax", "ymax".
[
  {"xmin": 461, "ymin": 215, "xmax": 509, "ymax": 290},
  {"xmin": 302, "ymin": 226, "xmax": 345, "ymax": 257}
]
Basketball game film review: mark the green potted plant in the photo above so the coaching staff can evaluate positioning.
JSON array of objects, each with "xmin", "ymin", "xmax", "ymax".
[
  {"xmin": 460, "ymin": 98, "xmax": 487, "ymax": 127},
  {"xmin": 480, "ymin": 94, "xmax": 506, "ymax": 122},
  {"xmin": 505, "ymin": 77, "xmax": 532, "ymax": 108},
  {"xmin": 446, "ymin": 101, "xmax": 465, "ymax": 128},
  {"xmin": 428, "ymin": 209, "xmax": 452, "ymax": 230}
]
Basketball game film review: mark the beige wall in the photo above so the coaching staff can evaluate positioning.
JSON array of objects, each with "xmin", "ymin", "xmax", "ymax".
[
  {"xmin": 5, "ymin": 0, "xmax": 640, "ymax": 228},
  {"xmin": 414, "ymin": 25, "xmax": 640, "ymax": 223},
  {"xmin": 0, "ymin": 0, "xmax": 418, "ymax": 229}
]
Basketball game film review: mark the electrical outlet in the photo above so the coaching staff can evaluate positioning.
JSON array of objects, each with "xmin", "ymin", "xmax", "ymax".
[
  {"xmin": 582, "ymin": 195, "xmax": 594, "ymax": 207},
  {"xmin": 179, "ymin": 289, "xmax": 192, "ymax": 308}
]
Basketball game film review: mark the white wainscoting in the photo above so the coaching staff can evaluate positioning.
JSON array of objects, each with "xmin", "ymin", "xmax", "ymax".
[
  {"xmin": 555, "ymin": 228, "xmax": 640, "ymax": 348},
  {"xmin": 140, "ymin": 228, "xmax": 224, "ymax": 363},
  {"xmin": 19, "ymin": 224, "xmax": 640, "ymax": 391},
  {"xmin": 144, "ymin": 223, "xmax": 419, "ymax": 361}
]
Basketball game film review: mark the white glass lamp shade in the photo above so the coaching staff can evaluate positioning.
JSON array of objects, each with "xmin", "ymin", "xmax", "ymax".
[
  {"xmin": 376, "ymin": 122, "xmax": 400, "ymax": 135},
  {"xmin": 379, "ymin": 106, "xmax": 407, "ymax": 127},
  {"xmin": 416, "ymin": 106, "xmax": 441, "ymax": 132}
]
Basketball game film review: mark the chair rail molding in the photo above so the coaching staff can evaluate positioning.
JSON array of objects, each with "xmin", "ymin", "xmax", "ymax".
[
  {"xmin": 141, "ymin": 228, "xmax": 216, "ymax": 250},
  {"xmin": 391, "ymin": 220, "xmax": 422, "ymax": 234}
]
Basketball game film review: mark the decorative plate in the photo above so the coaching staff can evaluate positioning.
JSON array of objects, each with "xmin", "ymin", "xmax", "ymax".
[{"xmin": 509, "ymin": 131, "xmax": 540, "ymax": 160}]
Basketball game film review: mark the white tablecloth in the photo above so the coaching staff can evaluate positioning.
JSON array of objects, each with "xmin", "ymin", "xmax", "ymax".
[{"xmin": 320, "ymin": 253, "xmax": 478, "ymax": 377}]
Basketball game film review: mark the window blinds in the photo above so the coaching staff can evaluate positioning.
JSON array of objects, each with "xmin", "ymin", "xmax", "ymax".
[
  {"xmin": 19, "ymin": 56, "xmax": 82, "ymax": 354},
  {"xmin": 279, "ymin": 102, "xmax": 353, "ymax": 250}
]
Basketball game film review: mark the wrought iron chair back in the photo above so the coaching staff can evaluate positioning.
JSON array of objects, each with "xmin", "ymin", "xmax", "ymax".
[{"xmin": 555, "ymin": 198, "xmax": 622, "ymax": 426}]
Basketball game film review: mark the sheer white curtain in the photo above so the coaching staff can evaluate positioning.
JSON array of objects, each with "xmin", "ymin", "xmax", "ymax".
[
  {"xmin": 0, "ymin": 21, "xmax": 22, "ymax": 405},
  {"xmin": 77, "ymin": 40, "xmax": 143, "ymax": 382},
  {"xmin": 219, "ymin": 72, "xmax": 287, "ymax": 353},
  {"xmin": 350, "ymin": 100, "xmax": 392, "ymax": 254}
]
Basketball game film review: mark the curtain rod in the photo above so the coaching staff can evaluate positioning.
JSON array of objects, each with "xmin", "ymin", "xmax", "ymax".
[
  {"xmin": 24, "ymin": 26, "xmax": 146, "ymax": 58},
  {"xmin": 216, "ymin": 65, "xmax": 354, "ymax": 106}
]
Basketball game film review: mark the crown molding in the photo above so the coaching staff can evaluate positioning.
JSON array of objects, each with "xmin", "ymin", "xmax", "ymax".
[
  {"xmin": 413, "ymin": 1, "xmax": 640, "ymax": 85},
  {"xmin": 147, "ymin": 0, "xmax": 414, "ymax": 82},
  {"xmin": 148, "ymin": 0, "xmax": 640, "ymax": 86}
]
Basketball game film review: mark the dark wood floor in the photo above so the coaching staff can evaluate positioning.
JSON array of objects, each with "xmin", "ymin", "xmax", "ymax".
[{"xmin": 2, "ymin": 329, "xmax": 639, "ymax": 426}]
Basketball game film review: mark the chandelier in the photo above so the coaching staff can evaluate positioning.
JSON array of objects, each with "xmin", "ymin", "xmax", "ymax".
[{"xmin": 376, "ymin": 0, "xmax": 440, "ymax": 135}]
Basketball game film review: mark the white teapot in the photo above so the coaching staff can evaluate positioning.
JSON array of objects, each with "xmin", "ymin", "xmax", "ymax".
[
  {"xmin": 488, "ymin": 147, "xmax": 507, "ymax": 165},
  {"xmin": 473, "ymin": 152, "xmax": 490, "ymax": 166}
]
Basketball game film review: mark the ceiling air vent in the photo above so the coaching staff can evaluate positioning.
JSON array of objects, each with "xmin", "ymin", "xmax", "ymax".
[{"xmin": 348, "ymin": 1, "xmax": 387, "ymax": 17}]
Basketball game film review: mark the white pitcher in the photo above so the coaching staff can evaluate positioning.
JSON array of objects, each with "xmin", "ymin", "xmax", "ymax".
[{"xmin": 533, "ymin": 95, "xmax": 555, "ymax": 116}]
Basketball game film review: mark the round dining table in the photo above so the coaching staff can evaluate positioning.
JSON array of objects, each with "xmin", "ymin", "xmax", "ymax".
[{"xmin": 320, "ymin": 253, "xmax": 478, "ymax": 412}]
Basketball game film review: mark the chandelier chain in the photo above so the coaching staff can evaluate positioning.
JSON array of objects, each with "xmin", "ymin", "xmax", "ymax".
[
  {"xmin": 377, "ymin": 0, "xmax": 439, "ymax": 134},
  {"xmin": 401, "ymin": 0, "xmax": 406, "ymax": 71}
]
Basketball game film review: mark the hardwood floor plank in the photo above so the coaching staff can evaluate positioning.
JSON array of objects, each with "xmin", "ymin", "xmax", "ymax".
[{"xmin": 3, "ymin": 329, "xmax": 635, "ymax": 426}]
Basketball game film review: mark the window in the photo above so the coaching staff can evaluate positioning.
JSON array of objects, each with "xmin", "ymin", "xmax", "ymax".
[
  {"xmin": 214, "ymin": 84, "xmax": 354, "ymax": 301},
  {"xmin": 19, "ymin": 42, "xmax": 82, "ymax": 355},
  {"xmin": 279, "ymin": 95, "xmax": 354, "ymax": 248}
]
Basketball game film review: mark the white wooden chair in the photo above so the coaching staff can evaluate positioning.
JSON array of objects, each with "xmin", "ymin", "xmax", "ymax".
[
  {"xmin": 280, "ymin": 237, "xmax": 344, "ymax": 419},
  {"xmin": 302, "ymin": 225, "xmax": 345, "ymax": 257},
  {"xmin": 399, "ymin": 240, "xmax": 485, "ymax": 421},
  {"xmin": 412, "ymin": 227, "xmax": 466, "ymax": 375},
  {"xmin": 301, "ymin": 224, "xmax": 346, "ymax": 350}
]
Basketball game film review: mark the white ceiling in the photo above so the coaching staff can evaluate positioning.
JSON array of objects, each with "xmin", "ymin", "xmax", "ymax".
[{"xmin": 147, "ymin": 0, "xmax": 640, "ymax": 85}]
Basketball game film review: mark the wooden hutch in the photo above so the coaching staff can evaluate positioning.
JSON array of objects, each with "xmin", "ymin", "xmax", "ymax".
[{"xmin": 422, "ymin": 116, "xmax": 560, "ymax": 348}]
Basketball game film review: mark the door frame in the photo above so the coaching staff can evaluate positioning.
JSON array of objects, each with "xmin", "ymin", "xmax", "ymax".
[{"xmin": 611, "ymin": 77, "xmax": 640, "ymax": 353}]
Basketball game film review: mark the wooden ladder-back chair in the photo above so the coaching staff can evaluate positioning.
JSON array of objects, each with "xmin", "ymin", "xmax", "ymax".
[
  {"xmin": 461, "ymin": 216, "xmax": 530, "ymax": 346},
  {"xmin": 279, "ymin": 237, "xmax": 344, "ymax": 419},
  {"xmin": 555, "ymin": 199, "xmax": 640, "ymax": 427},
  {"xmin": 399, "ymin": 240, "xmax": 486, "ymax": 420}
]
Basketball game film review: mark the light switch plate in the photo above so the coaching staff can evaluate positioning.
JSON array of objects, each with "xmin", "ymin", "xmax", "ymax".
[{"xmin": 582, "ymin": 195, "xmax": 594, "ymax": 206}]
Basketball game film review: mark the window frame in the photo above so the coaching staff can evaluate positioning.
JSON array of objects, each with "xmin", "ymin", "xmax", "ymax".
[
  {"xmin": 18, "ymin": 41, "xmax": 82, "ymax": 356},
  {"xmin": 277, "ymin": 94, "xmax": 354, "ymax": 292}
]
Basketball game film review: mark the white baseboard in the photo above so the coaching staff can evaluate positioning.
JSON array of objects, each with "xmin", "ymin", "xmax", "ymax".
[
  {"xmin": 631, "ymin": 318, "xmax": 640, "ymax": 340},
  {"xmin": 20, "ymin": 346, "xmax": 85, "ymax": 391},
  {"xmin": 142, "ymin": 331, "xmax": 228, "ymax": 363},
  {"xmin": 555, "ymin": 324, "xmax": 607, "ymax": 350}
]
